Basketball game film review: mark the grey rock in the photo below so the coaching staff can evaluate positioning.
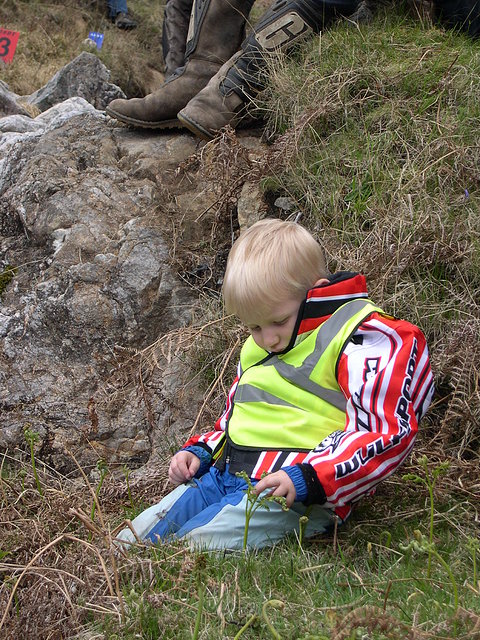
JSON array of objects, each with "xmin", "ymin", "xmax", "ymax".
[
  {"xmin": 0, "ymin": 98, "xmax": 103, "ymax": 200},
  {"xmin": 274, "ymin": 196, "xmax": 296, "ymax": 212},
  {"xmin": 26, "ymin": 52, "xmax": 126, "ymax": 112},
  {"xmin": 237, "ymin": 182, "xmax": 267, "ymax": 230},
  {"xmin": 0, "ymin": 114, "xmax": 43, "ymax": 133},
  {"xmin": 0, "ymin": 96, "xmax": 100, "ymax": 134},
  {"xmin": 0, "ymin": 104, "xmax": 196, "ymax": 469},
  {"xmin": 0, "ymin": 81, "xmax": 31, "ymax": 118}
]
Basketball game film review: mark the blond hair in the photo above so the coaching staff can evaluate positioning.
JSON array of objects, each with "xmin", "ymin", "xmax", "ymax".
[{"xmin": 223, "ymin": 218, "xmax": 328, "ymax": 323}]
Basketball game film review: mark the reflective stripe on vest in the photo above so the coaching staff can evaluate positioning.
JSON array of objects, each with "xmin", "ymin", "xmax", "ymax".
[{"xmin": 227, "ymin": 299, "xmax": 383, "ymax": 451}]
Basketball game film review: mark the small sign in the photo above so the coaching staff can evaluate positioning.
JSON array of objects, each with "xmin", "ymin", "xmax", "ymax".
[
  {"xmin": 88, "ymin": 31, "xmax": 104, "ymax": 50},
  {"xmin": 0, "ymin": 28, "xmax": 20, "ymax": 64}
]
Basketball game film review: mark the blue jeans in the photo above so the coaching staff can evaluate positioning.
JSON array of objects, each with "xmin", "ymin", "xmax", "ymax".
[
  {"xmin": 116, "ymin": 466, "xmax": 335, "ymax": 550},
  {"xmin": 107, "ymin": 0, "xmax": 128, "ymax": 18}
]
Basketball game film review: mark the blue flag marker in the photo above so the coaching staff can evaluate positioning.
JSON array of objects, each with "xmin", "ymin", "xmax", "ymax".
[{"xmin": 88, "ymin": 31, "xmax": 104, "ymax": 50}]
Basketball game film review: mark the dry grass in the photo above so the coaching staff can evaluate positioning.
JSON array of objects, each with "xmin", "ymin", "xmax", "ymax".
[
  {"xmin": 95, "ymin": 310, "xmax": 244, "ymax": 434},
  {"xmin": 2, "ymin": 0, "xmax": 166, "ymax": 97},
  {"xmin": 0, "ymin": 448, "xmax": 478, "ymax": 639},
  {"xmin": 0, "ymin": 449, "xmax": 198, "ymax": 639}
]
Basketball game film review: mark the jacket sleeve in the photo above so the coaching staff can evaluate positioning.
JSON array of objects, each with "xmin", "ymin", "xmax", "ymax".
[
  {"xmin": 181, "ymin": 362, "xmax": 241, "ymax": 462},
  {"xmin": 298, "ymin": 313, "xmax": 435, "ymax": 510}
]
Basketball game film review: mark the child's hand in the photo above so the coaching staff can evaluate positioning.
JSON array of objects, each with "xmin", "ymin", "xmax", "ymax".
[
  {"xmin": 253, "ymin": 470, "xmax": 296, "ymax": 507},
  {"xmin": 168, "ymin": 451, "xmax": 201, "ymax": 486}
]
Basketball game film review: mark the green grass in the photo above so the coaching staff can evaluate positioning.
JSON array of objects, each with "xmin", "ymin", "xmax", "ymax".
[
  {"xmin": 85, "ymin": 458, "xmax": 480, "ymax": 639},
  {"xmin": 1, "ymin": 440, "xmax": 477, "ymax": 640},
  {"xmin": 94, "ymin": 506, "xmax": 479, "ymax": 639},
  {"xmin": 0, "ymin": 265, "xmax": 16, "ymax": 298}
]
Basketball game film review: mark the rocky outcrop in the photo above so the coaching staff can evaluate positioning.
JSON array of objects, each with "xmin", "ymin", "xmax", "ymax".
[
  {"xmin": 0, "ymin": 100, "xmax": 192, "ymax": 471},
  {"xmin": 0, "ymin": 57, "xmax": 268, "ymax": 474}
]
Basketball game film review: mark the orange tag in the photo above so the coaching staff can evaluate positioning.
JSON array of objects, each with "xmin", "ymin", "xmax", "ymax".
[{"xmin": 0, "ymin": 28, "xmax": 20, "ymax": 64}]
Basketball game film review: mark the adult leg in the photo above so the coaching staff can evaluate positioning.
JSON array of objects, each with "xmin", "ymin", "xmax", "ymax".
[
  {"xmin": 107, "ymin": 0, "xmax": 137, "ymax": 29},
  {"xmin": 162, "ymin": 0, "xmax": 194, "ymax": 79},
  {"xmin": 177, "ymin": 0, "xmax": 359, "ymax": 138},
  {"xmin": 106, "ymin": 0, "xmax": 127, "ymax": 20},
  {"xmin": 106, "ymin": 0, "xmax": 255, "ymax": 128},
  {"xmin": 433, "ymin": 0, "xmax": 480, "ymax": 37}
]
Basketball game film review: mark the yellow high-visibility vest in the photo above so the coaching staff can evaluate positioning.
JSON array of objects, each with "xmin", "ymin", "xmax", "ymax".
[{"xmin": 227, "ymin": 299, "xmax": 383, "ymax": 451}]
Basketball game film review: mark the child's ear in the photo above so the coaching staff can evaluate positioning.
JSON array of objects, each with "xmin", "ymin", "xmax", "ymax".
[{"xmin": 313, "ymin": 278, "xmax": 329, "ymax": 287}]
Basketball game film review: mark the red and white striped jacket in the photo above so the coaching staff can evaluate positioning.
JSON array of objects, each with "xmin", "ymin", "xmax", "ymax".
[{"xmin": 183, "ymin": 272, "xmax": 434, "ymax": 520}]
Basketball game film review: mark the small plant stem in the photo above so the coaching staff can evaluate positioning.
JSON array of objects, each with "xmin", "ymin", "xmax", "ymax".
[
  {"xmin": 432, "ymin": 548, "xmax": 458, "ymax": 611},
  {"xmin": 404, "ymin": 457, "xmax": 449, "ymax": 579},
  {"xmin": 0, "ymin": 451, "xmax": 10, "ymax": 505},
  {"xmin": 467, "ymin": 537, "xmax": 478, "ymax": 588},
  {"xmin": 404, "ymin": 531, "xmax": 458, "ymax": 614},
  {"xmin": 192, "ymin": 582, "xmax": 205, "ymax": 640},
  {"xmin": 378, "ymin": 531, "xmax": 392, "ymax": 576},
  {"xmin": 233, "ymin": 614, "xmax": 257, "ymax": 639},
  {"xmin": 242, "ymin": 495, "xmax": 266, "ymax": 550},
  {"xmin": 243, "ymin": 499, "xmax": 254, "ymax": 551},
  {"xmin": 241, "ymin": 477, "xmax": 264, "ymax": 551},
  {"xmin": 382, "ymin": 579, "xmax": 392, "ymax": 611},
  {"xmin": 473, "ymin": 547, "xmax": 477, "ymax": 587},
  {"xmin": 91, "ymin": 461, "xmax": 108, "ymax": 522},
  {"xmin": 124, "ymin": 466, "xmax": 135, "ymax": 510},
  {"xmin": 427, "ymin": 480, "xmax": 434, "ymax": 577},
  {"xmin": 91, "ymin": 482, "xmax": 102, "ymax": 520},
  {"xmin": 24, "ymin": 428, "xmax": 43, "ymax": 496},
  {"xmin": 262, "ymin": 599, "xmax": 285, "ymax": 640},
  {"xmin": 236, "ymin": 472, "xmax": 289, "ymax": 551},
  {"xmin": 30, "ymin": 444, "xmax": 43, "ymax": 495},
  {"xmin": 298, "ymin": 514, "xmax": 309, "ymax": 554}
]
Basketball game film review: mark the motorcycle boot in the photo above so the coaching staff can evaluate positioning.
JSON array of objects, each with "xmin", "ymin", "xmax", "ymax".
[
  {"xmin": 178, "ymin": 0, "xmax": 359, "ymax": 139},
  {"xmin": 162, "ymin": 0, "xmax": 194, "ymax": 79},
  {"xmin": 106, "ymin": 0, "xmax": 254, "ymax": 129}
]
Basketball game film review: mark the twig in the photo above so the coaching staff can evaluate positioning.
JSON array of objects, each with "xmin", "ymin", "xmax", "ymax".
[
  {"xmin": 0, "ymin": 563, "xmax": 85, "ymax": 584},
  {"xmin": 69, "ymin": 506, "xmax": 104, "ymax": 536},
  {"xmin": 332, "ymin": 514, "xmax": 339, "ymax": 555},
  {"xmin": 113, "ymin": 518, "xmax": 144, "ymax": 545},
  {"xmin": 67, "ymin": 450, "xmax": 106, "ymax": 530},
  {"xmin": 64, "ymin": 534, "xmax": 116, "ymax": 598}
]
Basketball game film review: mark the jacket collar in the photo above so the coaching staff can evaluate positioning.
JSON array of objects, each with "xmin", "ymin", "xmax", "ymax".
[{"xmin": 280, "ymin": 272, "xmax": 369, "ymax": 353}]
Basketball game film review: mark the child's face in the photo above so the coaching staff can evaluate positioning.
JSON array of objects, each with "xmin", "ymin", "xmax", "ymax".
[{"xmin": 244, "ymin": 296, "xmax": 303, "ymax": 353}]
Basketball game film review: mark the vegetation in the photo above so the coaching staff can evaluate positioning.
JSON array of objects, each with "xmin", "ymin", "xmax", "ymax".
[
  {"xmin": 0, "ymin": 1, "xmax": 478, "ymax": 639},
  {"xmin": 0, "ymin": 265, "xmax": 16, "ymax": 298}
]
